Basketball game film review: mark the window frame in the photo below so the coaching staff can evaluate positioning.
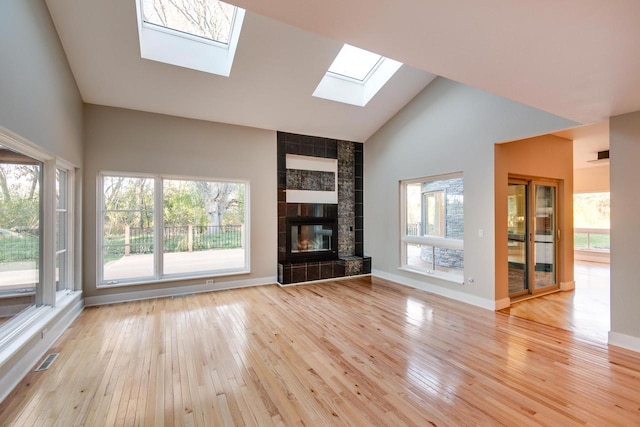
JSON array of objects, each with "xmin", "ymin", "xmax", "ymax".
[
  {"xmin": 327, "ymin": 44, "xmax": 384, "ymax": 83},
  {"xmin": 135, "ymin": 0, "xmax": 246, "ymax": 77},
  {"xmin": 141, "ymin": 0, "xmax": 238, "ymax": 47},
  {"xmin": 55, "ymin": 161, "xmax": 76, "ymax": 295},
  {"xmin": 97, "ymin": 172, "xmax": 250, "ymax": 288},
  {"xmin": 0, "ymin": 126, "xmax": 78, "ymax": 353},
  {"xmin": 313, "ymin": 44, "xmax": 403, "ymax": 107},
  {"xmin": 399, "ymin": 172, "xmax": 464, "ymax": 283}
]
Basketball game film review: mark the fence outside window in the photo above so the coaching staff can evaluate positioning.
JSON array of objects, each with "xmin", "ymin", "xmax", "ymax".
[
  {"xmin": 103, "ymin": 225, "xmax": 242, "ymax": 262},
  {"xmin": 574, "ymin": 228, "xmax": 610, "ymax": 251}
]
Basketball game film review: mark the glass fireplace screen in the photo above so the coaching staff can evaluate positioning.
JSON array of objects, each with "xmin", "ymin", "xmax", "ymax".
[{"xmin": 291, "ymin": 224, "xmax": 333, "ymax": 253}]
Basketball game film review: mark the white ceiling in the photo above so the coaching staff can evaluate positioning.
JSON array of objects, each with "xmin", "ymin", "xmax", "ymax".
[
  {"xmin": 44, "ymin": 0, "xmax": 435, "ymax": 142},
  {"xmin": 45, "ymin": 0, "xmax": 639, "ymax": 146},
  {"xmin": 231, "ymin": 0, "xmax": 640, "ymax": 126},
  {"xmin": 554, "ymin": 121, "xmax": 610, "ymax": 169}
]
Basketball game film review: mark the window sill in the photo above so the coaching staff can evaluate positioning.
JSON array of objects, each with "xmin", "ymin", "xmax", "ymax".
[
  {"xmin": 0, "ymin": 291, "xmax": 81, "ymax": 365},
  {"xmin": 96, "ymin": 268, "xmax": 251, "ymax": 290},
  {"xmin": 399, "ymin": 266, "xmax": 464, "ymax": 285}
]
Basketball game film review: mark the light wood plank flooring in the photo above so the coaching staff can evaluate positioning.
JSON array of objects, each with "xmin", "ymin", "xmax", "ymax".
[
  {"xmin": 500, "ymin": 261, "xmax": 610, "ymax": 343},
  {"xmin": 1, "ymin": 276, "xmax": 639, "ymax": 426}
]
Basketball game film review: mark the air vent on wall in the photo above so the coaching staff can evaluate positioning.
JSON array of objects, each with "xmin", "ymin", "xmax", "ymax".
[{"xmin": 587, "ymin": 150, "xmax": 609, "ymax": 164}]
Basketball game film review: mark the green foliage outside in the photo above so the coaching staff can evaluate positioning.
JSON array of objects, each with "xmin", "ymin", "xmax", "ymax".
[{"xmin": 574, "ymin": 233, "xmax": 610, "ymax": 250}]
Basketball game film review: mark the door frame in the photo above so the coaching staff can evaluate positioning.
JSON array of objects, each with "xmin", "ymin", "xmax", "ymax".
[{"xmin": 508, "ymin": 176, "xmax": 561, "ymax": 299}]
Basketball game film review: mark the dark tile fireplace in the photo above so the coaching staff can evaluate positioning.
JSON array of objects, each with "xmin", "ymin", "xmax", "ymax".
[{"xmin": 277, "ymin": 132, "xmax": 371, "ymax": 285}]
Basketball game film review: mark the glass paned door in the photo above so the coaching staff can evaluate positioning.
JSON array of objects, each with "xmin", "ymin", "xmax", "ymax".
[
  {"xmin": 508, "ymin": 179, "xmax": 558, "ymax": 298},
  {"xmin": 533, "ymin": 184, "xmax": 556, "ymax": 291},
  {"xmin": 508, "ymin": 183, "xmax": 528, "ymax": 296}
]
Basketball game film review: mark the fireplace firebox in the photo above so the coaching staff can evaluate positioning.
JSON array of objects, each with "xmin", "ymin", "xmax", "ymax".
[{"xmin": 286, "ymin": 218, "xmax": 338, "ymax": 262}]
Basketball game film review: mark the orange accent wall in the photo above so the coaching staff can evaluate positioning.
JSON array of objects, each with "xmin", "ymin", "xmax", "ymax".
[{"xmin": 495, "ymin": 135, "xmax": 574, "ymax": 302}]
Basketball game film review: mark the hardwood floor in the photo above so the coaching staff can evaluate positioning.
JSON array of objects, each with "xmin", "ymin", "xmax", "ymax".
[
  {"xmin": 500, "ymin": 261, "xmax": 610, "ymax": 343},
  {"xmin": 1, "ymin": 276, "xmax": 639, "ymax": 425}
]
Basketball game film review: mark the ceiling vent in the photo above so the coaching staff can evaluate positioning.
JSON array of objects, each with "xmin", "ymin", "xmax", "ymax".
[{"xmin": 588, "ymin": 150, "xmax": 609, "ymax": 164}]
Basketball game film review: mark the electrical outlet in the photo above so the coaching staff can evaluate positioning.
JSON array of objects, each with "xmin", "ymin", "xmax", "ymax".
[{"xmin": 206, "ymin": 279, "xmax": 214, "ymax": 285}]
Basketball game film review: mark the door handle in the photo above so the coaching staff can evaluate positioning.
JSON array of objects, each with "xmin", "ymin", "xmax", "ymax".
[{"xmin": 556, "ymin": 228, "xmax": 560, "ymax": 241}]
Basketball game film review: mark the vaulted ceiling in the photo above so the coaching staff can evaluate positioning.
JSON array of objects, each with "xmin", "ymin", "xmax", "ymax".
[{"xmin": 45, "ymin": 0, "xmax": 640, "ymax": 144}]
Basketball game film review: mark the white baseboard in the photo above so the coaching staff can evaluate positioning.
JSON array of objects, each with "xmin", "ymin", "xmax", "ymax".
[
  {"xmin": 560, "ymin": 280, "xmax": 576, "ymax": 291},
  {"xmin": 0, "ymin": 294, "xmax": 83, "ymax": 403},
  {"xmin": 84, "ymin": 276, "xmax": 277, "ymax": 306},
  {"xmin": 608, "ymin": 331, "xmax": 640, "ymax": 353},
  {"xmin": 372, "ymin": 269, "xmax": 497, "ymax": 310}
]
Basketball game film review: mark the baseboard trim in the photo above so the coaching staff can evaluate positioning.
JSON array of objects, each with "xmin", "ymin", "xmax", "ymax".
[
  {"xmin": 372, "ymin": 269, "xmax": 497, "ymax": 310},
  {"xmin": 84, "ymin": 276, "xmax": 277, "ymax": 307},
  {"xmin": 560, "ymin": 280, "xmax": 576, "ymax": 291},
  {"xmin": 608, "ymin": 331, "xmax": 640, "ymax": 353},
  {"xmin": 0, "ymin": 294, "xmax": 83, "ymax": 403},
  {"xmin": 495, "ymin": 297, "xmax": 511, "ymax": 310}
]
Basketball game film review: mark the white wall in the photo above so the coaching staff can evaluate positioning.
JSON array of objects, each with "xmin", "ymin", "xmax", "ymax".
[
  {"xmin": 0, "ymin": 0, "xmax": 84, "ymax": 402},
  {"xmin": 0, "ymin": 0, "xmax": 83, "ymax": 166},
  {"xmin": 365, "ymin": 77, "xmax": 576, "ymax": 309},
  {"xmin": 83, "ymin": 105, "xmax": 277, "ymax": 301},
  {"xmin": 609, "ymin": 110, "xmax": 640, "ymax": 350}
]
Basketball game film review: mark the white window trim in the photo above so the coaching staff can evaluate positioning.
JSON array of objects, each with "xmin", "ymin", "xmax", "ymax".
[
  {"xmin": 399, "ymin": 172, "xmax": 464, "ymax": 284},
  {"xmin": 0, "ymin": 126, "xmax": 79, "ymax": 353},
  {"xmin": 55, "ymin": 160, "xmax": 76, "ymax": 296},
  {"xmin": 97, "ymin": 172, "xmax": 250, "ymax": 288},
  {"xmin": 313, "ymin": 44, "xmax": 402, "ymax": 107},
  {"xmin": 135, "ymin": 0, "xmax": 245, "ymax": 77}
]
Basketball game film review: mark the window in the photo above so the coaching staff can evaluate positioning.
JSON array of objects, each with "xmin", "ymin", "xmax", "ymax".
[
  {"xmin": 0, "ymin": 147, "xmax": 41, "ymax": 323},
  {"xmin": 141, "ymin": 0, "xmax": 237, "ymax": 44},
  {"xmin": 0, "ymin": 127, "xmax": 77, "ymax": 351},
  {"xmin": 56, "ymin": 168, "xmax": 75, "ymax": 291},
  {"xmin": 99, "ymin": 174, "xmax": 248, "ymax": 286},
  {"xmin": 423, "ymin": 190, "xmax": 445, "ymax": 237},
  {"xmin": 573, "ymin": 192, "xmax": 610, "ymax": 251},
  {"xmin": 401, "ymin": 173, "xmax": 464, "ymax": 280},
  {"xmin": 327, "ymin": 44, "xmax": 383, "ymax": 82},
  {"xmin": 313, "ymin": 44, "xmax": 402, "ymax": 107},
  {"xmin": 136, "ymin": 0, "xmax": 246, "ymax": 77}
]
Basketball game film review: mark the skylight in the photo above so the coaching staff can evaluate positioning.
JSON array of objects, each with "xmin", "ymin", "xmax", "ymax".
[
  {"xmin": 136, "ymin": 0, "xmax": 245, "ymax": 77},
  {"xmin": 313, "ymin": 44, "xmax": 403, "ymax": 107},
  {"xmin": 142, "ymin": 0, "xmax": 236, "ymax": 45},
  {"xmin": 327, "ymin": 44, "xmax": 383, "ymax": 82}
]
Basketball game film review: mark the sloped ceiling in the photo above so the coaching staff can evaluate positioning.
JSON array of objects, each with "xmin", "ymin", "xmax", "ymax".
[
  {"xmin": 46, "ymin": 1, "xmax": 640, "ymax": 143},
  {"xmin": 233, "ymin": 0, "xmax": 640, "ymax": 126},
  {"xmin": 44, "ymin": 0, "xmax": 436, "ymax": 142}
]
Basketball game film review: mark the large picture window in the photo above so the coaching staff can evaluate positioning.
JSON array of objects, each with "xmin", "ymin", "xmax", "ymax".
[
  {"xmin": 99, "ymin": 174, "xmax": 248, "ymax": 286},
  {"xmin": 401, "ymin": 173, "xmax": 464, "ymax": 281}
]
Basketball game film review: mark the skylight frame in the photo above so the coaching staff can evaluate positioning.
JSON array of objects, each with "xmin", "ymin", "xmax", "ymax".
[
  {"xmin": 313, "ymin": 44, "xmax": 403, "ymax": 107},
  {"xmin": 135, "ymin": 0, "xmax": 245, "ymax": 77},
  {"xmin": 326, "ymin": 44, "xmax": 385, "ymax": 83},
  {"xmin": 141, "ymin": 0, "xmax": 238, "ymax": 48}
]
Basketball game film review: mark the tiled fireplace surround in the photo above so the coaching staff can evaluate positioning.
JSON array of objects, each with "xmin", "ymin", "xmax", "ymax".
[{"xmin": 277, "ymin": 131, "xmax": 371, "ymax": 285}]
